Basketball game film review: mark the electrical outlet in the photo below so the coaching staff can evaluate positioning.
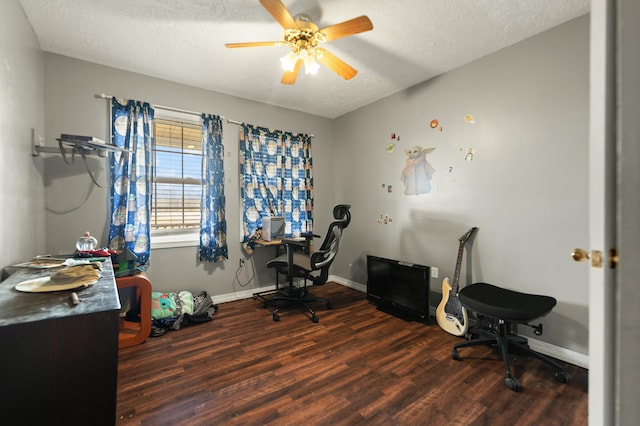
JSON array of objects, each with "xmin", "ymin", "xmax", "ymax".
[
  {"xmin": 239, "ymin": 258, "xmax": 245, "ymax": 267},
  {"xmin": 431, "ymin": 267, "xmax": 438, "ymax": 279}
]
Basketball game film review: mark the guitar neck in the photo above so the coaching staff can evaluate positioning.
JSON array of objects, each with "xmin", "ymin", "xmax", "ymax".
[
  {"xmin": 451, "ymin": 243, "xmax": 464, "ymax": 294},
  {"xmin": 450, "ymin": 227, "xmax": 477, "ymax": 294}
]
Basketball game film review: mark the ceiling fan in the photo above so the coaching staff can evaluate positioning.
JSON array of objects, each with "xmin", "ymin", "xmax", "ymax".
[{"xmin": 225, "ymin": 0, "xmax": 373, "ymax": 85}]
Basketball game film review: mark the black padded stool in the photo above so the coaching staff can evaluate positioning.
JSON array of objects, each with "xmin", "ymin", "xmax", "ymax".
[{"xmin": 451, "ymin": 282, "xmax": 570, "ymax": 391}]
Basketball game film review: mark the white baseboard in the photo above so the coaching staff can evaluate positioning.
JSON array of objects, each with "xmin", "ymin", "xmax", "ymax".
[
  {"xmin": 527, "ymin": 337, "xmax": 588, "ymax": 369},
  {"xmin": 212, "ymin": 276, "xmax": 365, "ymax": 304},
  {"xmin": 211, "ymin": 277, "xmax": 589, "ymax": 369},
  {"xmin": 329, "ymin": 275, "xmax": 367, "ymax": 293},
  {"xmin": 211, "ymin": 284, "xmax": 276, "ymax": 305}
]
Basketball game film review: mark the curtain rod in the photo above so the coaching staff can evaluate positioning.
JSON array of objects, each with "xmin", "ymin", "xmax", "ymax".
[
  {"xmin": 95, "ymin": 93, "xmax": 313, "ymax": 136},
  {"xmin": 96, "ymin": 93, "xmax": 236, "ymax": 123}
]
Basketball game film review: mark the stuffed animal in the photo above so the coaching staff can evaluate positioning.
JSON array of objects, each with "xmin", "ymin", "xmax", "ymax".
[{"xmin": 400, "ymin": 146, "xmax": 436, "ymax": 195}]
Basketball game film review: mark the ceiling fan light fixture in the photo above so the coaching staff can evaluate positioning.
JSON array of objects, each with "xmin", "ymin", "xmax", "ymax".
[
  {"xmin": 303, "ymin": 51, "xmax": 320, "ymax": 75},
  {"xmin": 280, "ymin": 51, "xmax": 298, "ymax": 72},
  {"xmin": 282, "ymin": 47, "xmax": 320, "ymax": 75}
]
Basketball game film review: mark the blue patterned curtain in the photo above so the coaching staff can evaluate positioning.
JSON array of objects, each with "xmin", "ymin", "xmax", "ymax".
[
  {"xmin": 109, "ymin": 98, "xmax": 154, "ymax": 265},
  {"xmin": 200, "ymin": 114, "xmax": 228, "ymax": 262},
  {"xmin": 239, "ymin": 124, "xmax": 313, "ymax": 241}
]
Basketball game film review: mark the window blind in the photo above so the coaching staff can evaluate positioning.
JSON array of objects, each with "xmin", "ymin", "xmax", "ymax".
[{"xmin": 152, "ymin": 118, "xmax": 203, "ymax": 230}]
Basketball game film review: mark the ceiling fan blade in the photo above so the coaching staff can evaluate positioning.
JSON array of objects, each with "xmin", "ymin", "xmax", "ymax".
[
  {"xmin": 316, "ymin": 48, "xmax": 357, "ymax": 80},
  {"xmin": 260, "ymin": 0, "xmax": 298, "ymax": 30},
  {"xmin": 280, "ymin": 59, "xmax": 302, "ymax": 84},
  {"xmin": 225, "ymin": 41, "xmax": 284, "ymax": 48},
  {"xmin": 281, "ymin": 59, "xmax": 302, "ymax": 85},
  {"xmin": 319, "ymin": 16, "xmax": 373, "ymax": 42}
]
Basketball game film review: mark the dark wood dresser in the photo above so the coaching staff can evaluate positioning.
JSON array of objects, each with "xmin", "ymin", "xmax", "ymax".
[{"xmin": 0, "ymin": 259, "xmax": 120, "ymax": 425}]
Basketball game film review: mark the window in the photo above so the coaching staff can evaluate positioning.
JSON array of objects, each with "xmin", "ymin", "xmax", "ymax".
[{"xmin": 151, "ymin": 112, "xmax": 203, "ymax": 248}]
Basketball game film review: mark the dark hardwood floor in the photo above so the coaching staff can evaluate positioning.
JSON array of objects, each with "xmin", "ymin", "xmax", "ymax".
[{"xmin": 116, "ymin": 283, "xmax": 588, "ymax": 425}]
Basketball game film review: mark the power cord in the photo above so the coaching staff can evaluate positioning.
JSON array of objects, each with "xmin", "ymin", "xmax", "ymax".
[
  {"xmin": 234, "ymin": 256, "xmax": 255, "ymax": 288},
  {"xmin": 57, "ymin": 139, "xmax": 105, "ymax": 187}
]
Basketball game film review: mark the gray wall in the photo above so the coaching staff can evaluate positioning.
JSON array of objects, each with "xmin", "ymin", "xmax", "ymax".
[
  {"xmin": 0, "ymin": 1, "xmax": 46, "ymax": 270},
  {"xmin": 42, "ymin": 54, "xmax": 335, "ymax": 297},
  {"xmin": 333, "ymin": 15, "xmax": 590, "ymax": 354}
]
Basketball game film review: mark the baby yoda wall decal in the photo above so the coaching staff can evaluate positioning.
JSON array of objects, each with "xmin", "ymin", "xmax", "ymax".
[{"xmin": 400, "ymin": 146, "xmax": 436, "ymax": 195}]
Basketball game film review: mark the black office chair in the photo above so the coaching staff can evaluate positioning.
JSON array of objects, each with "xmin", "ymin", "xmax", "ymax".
[
  {"xmin": 451, "ymin": 282, "xmax": 570, "ymax": 391},
  {"xmin": 266, "ymin": 204, "xmax": 351, "ymax": 323}
]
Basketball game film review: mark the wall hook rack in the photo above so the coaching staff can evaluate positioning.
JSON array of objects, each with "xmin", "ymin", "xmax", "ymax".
[
  {"xmin": 31, "ymin": 130, "xmax": 133, "ymax": 187},
  {"xmin": 31, "ymin": 130, "xmax": 132, "ymax": 157}
]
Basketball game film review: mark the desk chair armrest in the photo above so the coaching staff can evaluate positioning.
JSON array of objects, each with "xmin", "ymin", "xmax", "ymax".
[
  {"xmin": 281, "ymin": 238, "xmax": 307, "ymax": 247},
  {"xmin": 300, "ymin": 232, "xmax": 321, "ymax": 239},
  {"xmin": 283, "ymin": 233, "xmax": 319, "ymax": 254}
]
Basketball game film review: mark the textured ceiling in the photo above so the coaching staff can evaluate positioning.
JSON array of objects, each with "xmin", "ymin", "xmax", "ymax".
[{"xmin": 19, "ymin": 0, "xmax": 589, "ymax": 119}]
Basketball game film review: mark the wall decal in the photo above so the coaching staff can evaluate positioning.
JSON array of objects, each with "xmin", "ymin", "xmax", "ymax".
[
  {"xmin": 429, "ymin": 119, "xmax": 443, "ymax": 132},
  {"xmin": 387, "ymin": 132, "xmax": 399, "ymax": 153},
  {"xmin": 400, "ymin": 146, "xmax": 436, "ymax": 196},
  {"xmin": 377, "ymin": 214, "xmax": 393, "ymax": 225},
  {"xmin": 464, "ymin": 114, "xmax": 475, "ymax": 124},
  {"xmin": 465, "ymin": 148, "xmax": 475, "ymax": 161}
]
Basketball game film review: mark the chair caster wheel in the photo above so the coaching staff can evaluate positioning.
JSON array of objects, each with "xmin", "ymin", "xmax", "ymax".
[
  {"xmin": 311, "ymin": 315, "xmax": 319, "ymax": 323},
  {"xmin": 505, "ymin": 377, "xmax": 520, "ymax": 391},
  {"xmin": 326, "ymin": 301, "xmax": 333, "ymax": 309},
  {"xmin": 451, "ymin": 349, "xmax": 461, "ymax": 361},
  {"xmin": 272, "ymin": 313, "xmax": 280, "ymax": 321},
  {"xmin": 555, "ymin": 371, "xmax": 570, "ymax": 384}
]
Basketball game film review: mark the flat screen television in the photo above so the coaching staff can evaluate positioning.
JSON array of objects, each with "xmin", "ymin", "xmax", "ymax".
[{"xmin": 366, "ymin": 255, "xmax": 431, "ymax": 323}]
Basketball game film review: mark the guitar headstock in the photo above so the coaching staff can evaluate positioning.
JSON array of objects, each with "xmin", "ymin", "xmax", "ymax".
[{"xmin": 459, "ymin": 226, "xmax": 478, "ymax": 243}]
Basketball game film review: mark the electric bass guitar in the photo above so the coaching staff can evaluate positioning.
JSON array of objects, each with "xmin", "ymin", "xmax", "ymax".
[{"xmin": 436, "ymin": 227, "xmax": 478, "ymax": 336}]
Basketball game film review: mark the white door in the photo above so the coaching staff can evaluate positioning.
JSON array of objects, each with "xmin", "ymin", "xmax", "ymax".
[
  {"xmin": 588, "ymin": 1, "xmax": 615, "ymax": 424},
  {"xmin": 589, "ymin": 0, "xmax": 640, "ymax": 424}
]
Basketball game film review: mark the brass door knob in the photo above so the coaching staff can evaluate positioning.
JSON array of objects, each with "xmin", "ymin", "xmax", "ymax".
[
  {"xmin": 572, "ymin": 248, "xmax": 610, "ymax": 268},
  {"xmin": 571, "ymin": 248, "xmax": 590, "ymax": 262}
]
